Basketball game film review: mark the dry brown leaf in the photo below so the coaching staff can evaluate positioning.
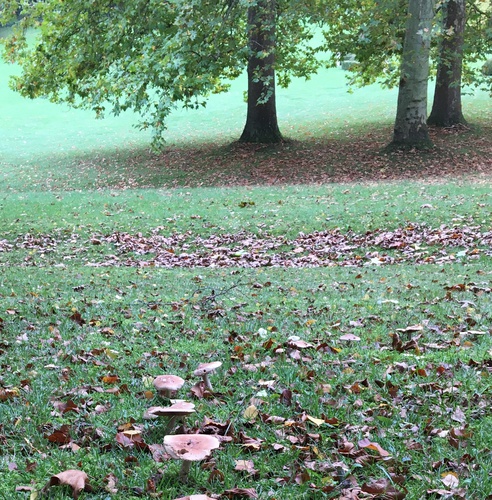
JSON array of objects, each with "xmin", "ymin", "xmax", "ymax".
[
  {"xmin": 45, "ymin": 425, "xmax": 71, "ymax": 445},
  {"xmin": 358, "ymin": 438, "xmax": 390, "ymax": 457},
  {"xmin": 104, "ymin": 473, "xmax": 118, "ymax": 494},
  {"xmin": 451, "ymin": 407, "xmax": 466, "ymax": 424},
  {"xmin": 41, "ymin": 469, "xmax": 93, "ymax": 499},
  {"xmin": 234, "ymin": 459, "xmax": 258, "ymax": 476},
  {"xmin": 101, "ymin": 374, "xmax": 120, "ymax": 384},
  {"xmin": 0, "ymin": 387, "xmax": 19, "ymax": 401},
  {"xmin": 361, "ymin": 478, "xmax": 406, "ymax": 499}
]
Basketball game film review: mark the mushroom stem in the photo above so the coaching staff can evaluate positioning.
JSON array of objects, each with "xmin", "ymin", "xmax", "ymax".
[
  {"xmin": 165, "ymin": 415, "xmax": 189, "ymax": 435},
  {"xmin": 202, "ymin": 374, "xmax": 213, "ymax": 392},
  {"xmin": 165, "ymin": 416, "xmax": 179, "ymax": 434},
  {"xmin": 179, "ymin": 460, "xmax": 192, "ymax": 483}
]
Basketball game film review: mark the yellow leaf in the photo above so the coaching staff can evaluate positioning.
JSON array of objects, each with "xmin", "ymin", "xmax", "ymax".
[
  {"xmin": 306, "ymin": 415, "xmax": 325, "ymax": 427},
  {"xmin": 104, "ymin": 348, "xmax": 119, "ymax": 359},
  {"xmin": 243, "ymin": 405, "xmax": 258, "ymax": 420}
]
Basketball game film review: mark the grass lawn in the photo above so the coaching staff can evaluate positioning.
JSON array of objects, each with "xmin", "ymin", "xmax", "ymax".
[{"xmin": 1, "ymin": 28, "xmax": 492, "ymax": 499}]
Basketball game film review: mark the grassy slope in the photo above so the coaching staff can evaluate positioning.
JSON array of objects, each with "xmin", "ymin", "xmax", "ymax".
[{"xmin": 1, "ymin": 27, "xmax": 492, "ymax": 500}]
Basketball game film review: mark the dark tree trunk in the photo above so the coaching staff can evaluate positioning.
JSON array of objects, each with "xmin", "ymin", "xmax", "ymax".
[
  {"xmin": 427, "ymin": 0, "xmax": 467, "ymax": 126},
  {"xmin": 239, "ymin": 0, "xmax": 283, "ymax": 143}
]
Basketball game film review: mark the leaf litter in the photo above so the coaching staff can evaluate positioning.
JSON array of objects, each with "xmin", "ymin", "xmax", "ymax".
[
  {"xmin": 63, "ymin": 124, "xmax": 492, "ymax": 191},
  {"xmin": 2, "ymin": 211, "xmax": 492, "ymax": 496},
  {"xmin": 1, "ymin": 223, "xmax": 491, "ymax": 269}
]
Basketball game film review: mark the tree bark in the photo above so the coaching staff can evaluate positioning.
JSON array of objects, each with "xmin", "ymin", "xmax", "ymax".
[
  {"xmin": 427, "ymin": 0, "xmax": 466, "ymax": 126},
  {"xmin": 390, "ymin": 0, "xmax": 435, "ymax": 149},
  {"xmin": 239, "ymin": 0, "xmax": 283, "ymax": 143}
]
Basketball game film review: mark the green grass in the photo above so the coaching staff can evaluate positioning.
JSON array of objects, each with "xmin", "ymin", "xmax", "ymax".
[
  {"xmin": 1, "ymin": 182, "xmax": 492, "ymax": 237},
  {"xmin": 1, "ymin": 264, "xmax": 492, "ymax": 498},
  {"xmin": 1, "ymin": 181, "xmax": 491, "ymax": 499},
  {"xmin": 1, "ymin": 25, "xmax": 492, "ymax": 500}
]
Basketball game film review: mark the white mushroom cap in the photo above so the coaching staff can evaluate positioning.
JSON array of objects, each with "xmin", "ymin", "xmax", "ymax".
[
  {"xmin": 193, "ymin": 362, "xmax": 222, "ymax": 377},
  {"xmin": 153, "ymin": 375, "xmax": 185, "ymax": 394},
  {"xmin": 144, "ymin": 402, "xmax": 195, "ymax": 420},
  {"xmin": 163, "ymin": 434, "xmax": 220, "ymax": 461}
]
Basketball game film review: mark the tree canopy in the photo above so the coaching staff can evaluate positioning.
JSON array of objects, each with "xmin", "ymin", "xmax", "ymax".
[
  {"xmin": 1, "ymin": 0, "xmax": 490, "ymax": 148},
  {"xmin": 322, "ymin": 0, "xmax": 492, "ymax": 92},
  {"xmin": 2, "ymin": 0, "xmax": 325, "ymax": 146}
]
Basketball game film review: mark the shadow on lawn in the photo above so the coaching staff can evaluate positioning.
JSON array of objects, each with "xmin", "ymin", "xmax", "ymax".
[{"xmin": 7, "ymin": 122, "xmax": 491, "ymax": 192}]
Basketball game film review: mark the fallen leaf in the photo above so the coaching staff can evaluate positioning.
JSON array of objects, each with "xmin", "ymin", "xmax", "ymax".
[
  {"xmin": 0, "ymin": 387, "xmax": 19, "ymax": 401},
  {"xmin": 358, "ymin": 438, "xmax": 390, "ymax": 457},
  {"xmin": 451, "ymin": 407, "xmax": 466, "ymax": 424},
  {"xmin": 361, "ymin": 478, "xmax": 406, "ymax": 499},
  {"xmin": 306, "ymin": 415, "xmax": 325, "ymax": 427},
  {"xmin": 234, "ymin": 459, "xmax": 258, "ymax": 476},
  {"xmin": 46, "ymin": 425, "xmax": 71, "ymax": 445},
  {"xmin": 243, "ymin": 405, "xmax": 259, "ymax": 420},
  {"xmin": 339, "ymin": 333, "xmax": 361, "ymax": 341},
  {"xmin": 441, "ymin": 471, "xmax": 459, "ymax": 489},
  {"xmin": 41, "ymin": 469, "xmax": 93, "ymax": 499},
  {"xmin": 101, "ymin": 374, "xmax": 120, "ymax": 384},
  {"xmin": 104, "ymin": 473, "xmax": 118, "ymax": 494},
  {"xmin": 148, "ymin": 443, "xmax": 169, "ymax": 462}
]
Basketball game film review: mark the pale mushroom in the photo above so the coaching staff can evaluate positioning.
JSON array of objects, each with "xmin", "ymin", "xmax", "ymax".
[
  {"xmin": 153, "ymin": 375, "xmax": 185, "ymax": 398},
  {"xmin": 193, "ymin": 362, "xmax": 222, "ymax": 392},
  {"xmin": 143, "ymin": 401, "xmax": 195, "ymax": 433},
  {"xmin": 163, "ymin": 434, "xmax": 220, "ymax": 483}
]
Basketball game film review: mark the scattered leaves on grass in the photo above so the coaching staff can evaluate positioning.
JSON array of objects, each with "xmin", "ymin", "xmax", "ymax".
[
  {"xmin": 2, "ymin": 223, "xmax": 492, "ymax": 269},
  {"xmin": 55, "ymin": 124, "xmax": 492, "ymax": 190}
]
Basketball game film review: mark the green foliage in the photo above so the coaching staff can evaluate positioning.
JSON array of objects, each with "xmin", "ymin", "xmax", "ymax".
[
  {"xmin": 0, "ymin": 0, "xmax": 19, "ymax": 26},
  {"xmin": 322, "ymin": 0, "xmax": 492, "ymax": 91},
  {"xmin": 322, "ymin": 0, "xmax": 406, "ymax": 87},
  {"xmin": 1, "ymin": 0, "xmax": 327, "ymax": 147}
]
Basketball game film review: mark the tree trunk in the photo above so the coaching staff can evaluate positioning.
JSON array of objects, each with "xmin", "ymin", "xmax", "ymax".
[
  {"xmin": 390, "ymin": 0, "xmax": 435, "ymax": 149},
  {"xmin": 239, "ymin": 0, "xmax": 283, "ymax": 143},
  {"xmin": 427, "ymin": 0, "xmax": 466, "ymax": 126}
]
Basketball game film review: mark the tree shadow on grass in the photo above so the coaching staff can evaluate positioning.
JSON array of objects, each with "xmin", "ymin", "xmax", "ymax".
[{"xmin": 4, "ymin": 121, "xmax": 491, "ymax": 192}]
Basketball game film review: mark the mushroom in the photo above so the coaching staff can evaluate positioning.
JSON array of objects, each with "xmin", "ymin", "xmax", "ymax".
[
  {"xmin": 153, "ymin": 375, "xmax": 185, "ymax": 398},
  {"xmin": 143, "ymin": 401, "xmax": 195, "ymax": 433},
  {"xmin": 163, "ymin": 434, "xmax": 220, "ymax": 483},
  {"xmin": 193, "ymin": 362, "xmax": 222, "ymax": 392}
]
